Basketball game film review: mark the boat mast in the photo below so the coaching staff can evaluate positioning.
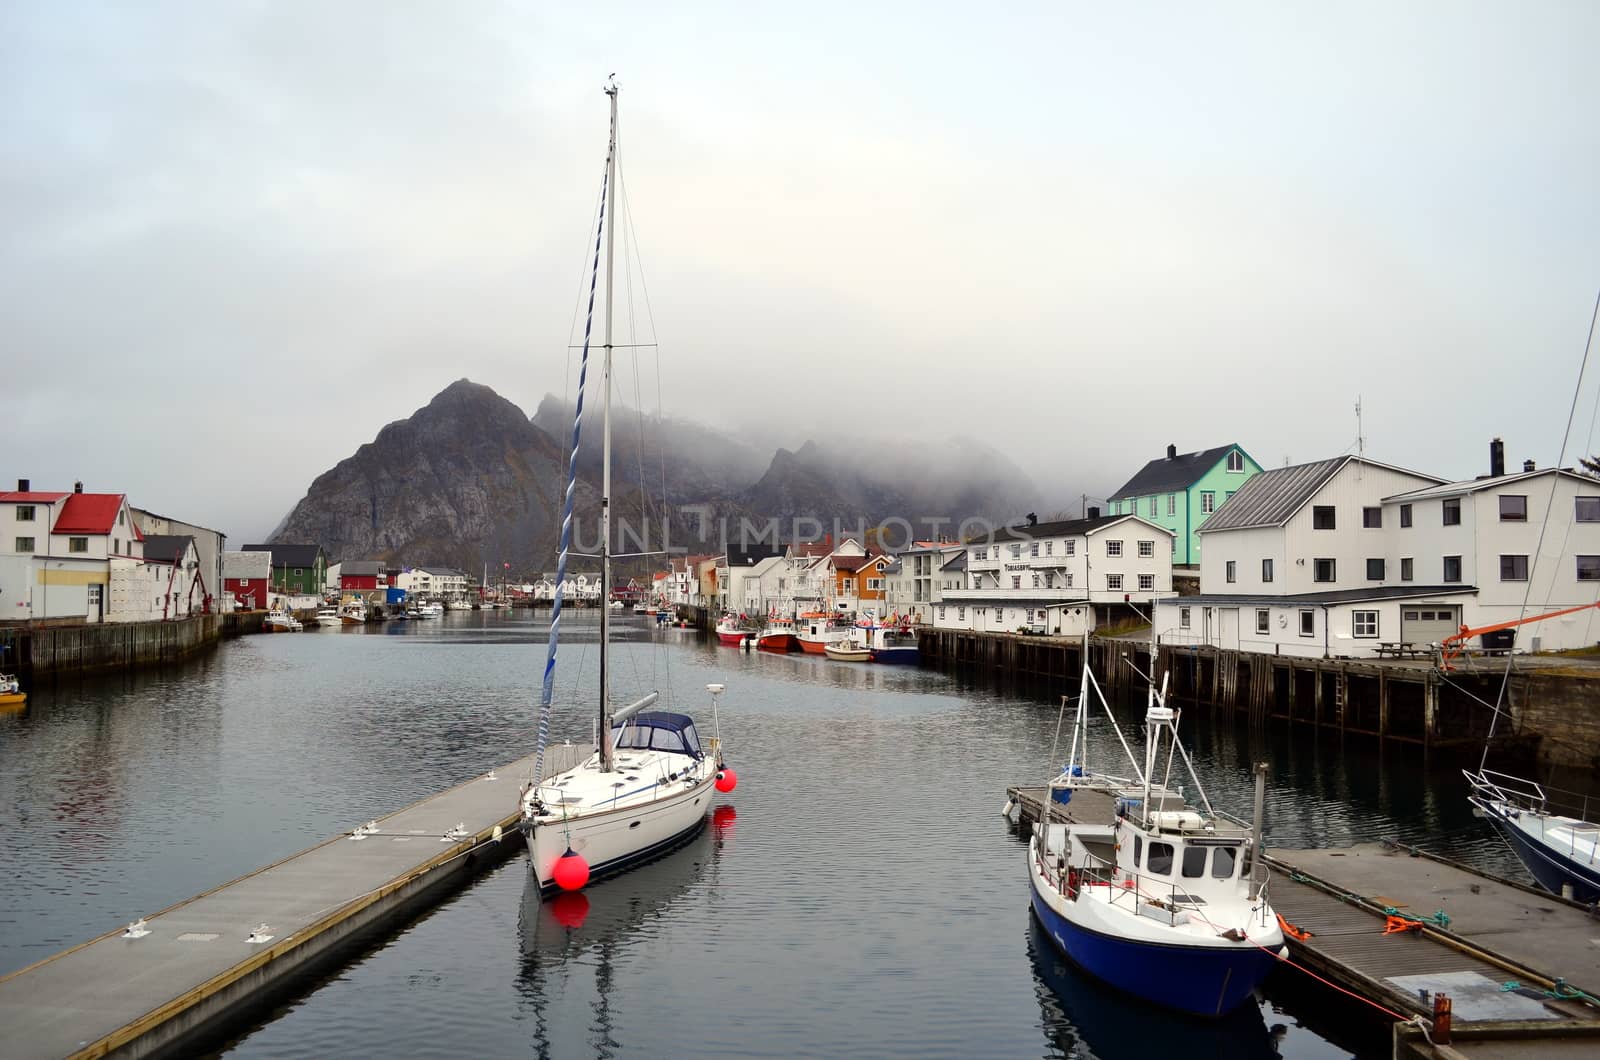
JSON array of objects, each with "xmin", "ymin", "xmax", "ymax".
[{"xmin": 600, "ymin": 79, "xmax": 618, "ymax": 772}]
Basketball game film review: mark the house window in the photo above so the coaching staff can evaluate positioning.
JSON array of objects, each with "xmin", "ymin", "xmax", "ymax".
[
  {"xmin": 975, "ymin": 547, "xmax": 986, "ymax": 561},
  {"xmin": 1065, "ymin": 573, "xmax": 1073, "ymax": 588},
  {"xmin": 15, "ymin": 536, "xmax": 34, "ymax": 552},
  {"xmin": 1106, "ymin": 540, "xmax": 1123, "ymax": 557},
  {"xmin": 1353, "ymin": 610, "xmax": 1379, "ymax": 638},
  {"xmin": 1200, "ymin": 491, "xmax": 1216, "ymax": 514},
  {"xmin": 1312, "ymin": 506, "xmax": 1336, "ymax": 529},
  {"xmin": 1138, "ymin": 540, "xmax": 1154, "ymax": 558},
  {"xmin": 1227, "ymin": 450, "xmax": 1244, "ymax": 472},
  {"xmin": 1499, "ymin": 495, "xmax": 1528, "ymax": 522},
  {"xmin": 1400, "ymin": 557, "xmax": 1413, "ymax": 581},
  {"xmin": 1167, "ymin": 494, "xmax": 1176, "ymax": 516},
  {"xmin": 1579, "ymin": 556, "xmax": 1600, "ymax": 581},
  {"xmin": 1179, "ymin": 607, "xmax": 1191, "ymax": 629},
  {"xmin": 1443, "ymin": 555, "xmax": 1462, "ymax": 582},
  {"xmin": 1313, "ymin": 558, "xmax": 1335, "ymax": 583},
  {"xmin": 1045, "ymin": 541, "xmax": 1053, "ymax": 556},
  {"xmin": 1443, "ymin": 498, "xmax": 1461, "ymax": 526},
  {"xmin": 1225, "ymin": 560, "xmax": 1236, "ymax": 583},
  {"xmin": 1577, "ymin": 497, "xmax": 1600, "ymax": 523},
  {"xmin": 995, "ymin": 608, "xmax": 1005, "ymax": 623},
  {"xmin": 1363, "ymin": 507, "xmax": 1382, "ymax": 528},
  {"xmin": 1366, "ymin": 558, "xmax": 1384, "ymax": 581},
  {"xmin": 1261, "ymin": 558, "xmax": 1274, "ymax": 583},
  {"xmin": 16, "ymin": 505, "xmax": 34, "ymax": 521},
  {"xmin": 1255, "ymin": 609, "xmax": 1269, "ymax": 634},
  {"xmin": 1030, "ymin": 542, "xmax": 1039, "ymax": 557},
  {"xmin": 938, "ymin": 606, "xmax": 946, "ymax": 621},
  {"xmin": 1138, "ymin": 573, "xmax": 1154, "ymax": 590},
  {"xmin": 1149, "ymin": 497, "xmax": 1159, "ymax": 518},
  {"xmin": 1032, "ymin": 574, "xmax": 1041, "ymax": 588},
  {"xmin": 294, "ymin": 568, "xmax": 304, "ymax": 577},
  {"xmin": 866, "ymin": 578, "xmax": 884, "ymax": 591},
  {"xmin": 1500, "ymin": 555, "xmax": 1528, "ymax": 581},
  {"xmin": 1065, "ymin": 540, "xmax": 1075, "ymax": 556},
  {"xmin": 69, "ymin": 536, "xmax": 88, "ymax": 553},
  {"xmin": 118, "ymin": 510, "xmax": 125, "ymax": 526},
  {"xmin": 1299, "ymin": 609, "xmax": 1315, "ymax": 637},
  {"xmin": 1012, "ymin": 575, "xmax": 1022, "ymax": 589},
  {"xmin": 1010, "ymin": 543, "xmax": 1022, "ymax": 558},
  {"xmin": 1400, "ymin": 503, "xmax": 1413, "ymax": 528},
  {"xmin": 1106, "ymin": 573, "xmax": 1123, "ymax": 591},
  {"xmin": 957, "ymin": 606, "xmax": 966, "ymax": 620}
]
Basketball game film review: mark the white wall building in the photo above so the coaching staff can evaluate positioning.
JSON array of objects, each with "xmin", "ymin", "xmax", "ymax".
[
  {"xmin": 132, "ymin": 509, "xmax": 225, "ymax": 614},
  {"xmin": 1, "ymin": 482, "xmax": 148, "ymax": 624}
]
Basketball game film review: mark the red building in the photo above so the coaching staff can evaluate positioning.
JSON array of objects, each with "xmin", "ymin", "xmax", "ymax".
[{"xmin": 340, "ymin": 560, "xmax": 383, "ymax": 591}]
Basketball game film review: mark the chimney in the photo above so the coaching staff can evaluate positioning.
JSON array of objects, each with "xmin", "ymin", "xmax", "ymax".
[
  {"xmin": 1490, "ymin": 437, "xmax": 1505, "ymax": 477},
  {"xmin": 1087, "ymin": 505, "xmax": 1101, "ymax": 519},
  {"xmin": 1167, "ymin": 443, "xmax": 1177, "ymax": 460},
  {"xmin": 17, "ymin": 478, "xmax": 28, "ymax": 492},
  {"xmin": 1524, "ymin": 459, "xmax": 1536, "ymax": 472},
  {"xmin": 74, "ymin": 481, "xmax": 83, "ymax": 493}
]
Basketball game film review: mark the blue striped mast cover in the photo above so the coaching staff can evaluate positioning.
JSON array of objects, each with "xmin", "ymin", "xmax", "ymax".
[{"xmin": 534, "ymin": 149, "xmax": 611, "ymax": 785}]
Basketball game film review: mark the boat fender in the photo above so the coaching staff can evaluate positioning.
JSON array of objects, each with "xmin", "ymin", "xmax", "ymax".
[
  {"xmin": 1066, "ymin": 867, "xmax": 1080, "ymax": 898},
  {"xmin": 1000, "ymin": 799, "xmax": 1014, "ymax": 819}
]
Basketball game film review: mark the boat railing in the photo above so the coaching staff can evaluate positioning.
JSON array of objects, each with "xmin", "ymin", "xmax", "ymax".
[{"xmin": 1466, "ymin": 767, "xmax": 1552, "ymax": 815}]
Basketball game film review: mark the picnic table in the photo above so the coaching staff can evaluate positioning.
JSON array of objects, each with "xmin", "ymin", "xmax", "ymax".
[{"xmin": 1373, "ymin": 641, "xmax": 1428, "ymax": 659}]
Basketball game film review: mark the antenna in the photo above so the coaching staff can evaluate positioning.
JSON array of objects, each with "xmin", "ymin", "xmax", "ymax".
[{"xmin": 1355, "ymin": 396, "xmax": 1365, "ymax": 461}]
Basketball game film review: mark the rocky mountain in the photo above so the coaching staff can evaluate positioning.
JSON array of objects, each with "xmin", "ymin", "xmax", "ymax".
[{"xmin": 271, "ymin": 379, "xmax": 1042, "ymax": 571}]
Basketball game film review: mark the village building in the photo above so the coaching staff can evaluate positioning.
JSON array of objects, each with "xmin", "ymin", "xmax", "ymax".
[
  {"xmin": 132, "ymin": 509, "xmax": 226, "ymax": 615},
  {"xmin": 223, "ymin": 549, "xmax": 271, "ymax": 610},
  {"xmin": 1109, "ymin": 443, "xmax": 1262, "ymax": 566},
  {"xmin": 241, "ymin": 544, "xmax": 328, "ymax": 597},
  {"xmin": 889, "ymin": 540, "xmax": 966, "ymax": 624},
  {"xmin": 125, "ymin": 535, "xmax": 209, "ymax": 620},
  {"xmin": 0, "ymin": 481, "xmax": 148, "ymax": 624}
]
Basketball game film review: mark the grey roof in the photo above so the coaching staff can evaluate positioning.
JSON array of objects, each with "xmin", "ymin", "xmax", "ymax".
[
  {"xmin": 243, "ymin": 543, "xmax": 325, "ymax": 568},
  {"xmin": 940, "ymin": 551, "xmax": 967, "ymax": 572},
  {"xmin": 340, "ymin": 560, "xmax": 384, "ymax": 576},
  {"xmin": 727, "ymin": 540, "xmax": 786, "ymax": 567},
  {"xmin": 977, "ymin": 514, "xmax": 1142, "ymax": 545},
  {"xmin": 1196, "ymin": 458, "xmax": 1350, "ymax": 533},
  {"xmin": 141, "ymin": 534, "xmax": 194, "ymax": 564},
  {"xmin": 1383, "ymin": 466, "xmax": 1586, "ymax": 502},
  {"xmin": 1111, "ymin": 445, "xmax": 1243, "ymax": 499},
  {"xmin": 1168, "ymin": 585, "xmax": 1477, "ymax": 606}
]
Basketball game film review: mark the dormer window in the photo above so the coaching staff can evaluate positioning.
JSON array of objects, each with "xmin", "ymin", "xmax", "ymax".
[{"xmin": 1226, "ymin": 451, "xmax": 1244, "ymax": 472}]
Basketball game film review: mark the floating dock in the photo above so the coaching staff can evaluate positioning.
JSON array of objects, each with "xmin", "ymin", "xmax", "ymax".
[
  {"xmin": 0, "ymin": 744, "xmax": 585, "ymax": 1059},
  {"xmin": 1007, "ymin": 784, "xmax": 1600, "ymax": 1057}
]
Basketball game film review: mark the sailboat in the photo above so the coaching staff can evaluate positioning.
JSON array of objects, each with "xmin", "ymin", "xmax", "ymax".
[
  {"xmin": 1027, "ymin": 646, "xmax": 1283, "ymax": 1017},
  {"xmin": 519, "ymin": 80, "xmax": 734, "ymax": 896}
]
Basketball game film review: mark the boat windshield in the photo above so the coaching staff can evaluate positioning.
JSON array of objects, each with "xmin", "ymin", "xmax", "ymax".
[{"xmin": 612, "ymin": 710, "xmax": 703, "ymax": 758}]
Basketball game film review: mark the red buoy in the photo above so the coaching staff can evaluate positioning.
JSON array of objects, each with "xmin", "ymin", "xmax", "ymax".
[
  {"xmin": 715, "ymin": 767, "xmax": 738, "ymax": 793},
  {"xmin": 552, "ymin": 848, "xmax": 590, "ymax": 891}
]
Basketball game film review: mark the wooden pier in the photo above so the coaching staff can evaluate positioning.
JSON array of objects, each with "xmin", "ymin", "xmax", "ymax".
[
  {"xmin": 1007, "ymin": 785, "xmax": 1600, "ymax": 1056},
  {"xmin": 0, "ymin": 744, "xmax": 585, "ymax": 1059}
]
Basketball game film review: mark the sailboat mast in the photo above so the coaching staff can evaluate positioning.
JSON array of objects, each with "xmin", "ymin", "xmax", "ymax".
[{"xmin": 599, "ymin": 81, "xmax": 618, "ymax": 772}]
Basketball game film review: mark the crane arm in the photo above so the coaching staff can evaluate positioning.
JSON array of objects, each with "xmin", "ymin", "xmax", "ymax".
[{"xmin": 1440, "ymin": 600, "xmax": 1600, "ymax": 658}]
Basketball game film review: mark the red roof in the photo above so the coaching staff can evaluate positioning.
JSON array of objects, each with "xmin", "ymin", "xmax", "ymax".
[
  {"xmin": 832, "ymin": 555, "xmax": 871, "ymax": 572},
  {"xmin": 52, "ymin": 493, "xmax": 137, "ymax": 537},
  {"xmin": 0, "ymin": 491, "xmax": 70, "ymax": 503}
]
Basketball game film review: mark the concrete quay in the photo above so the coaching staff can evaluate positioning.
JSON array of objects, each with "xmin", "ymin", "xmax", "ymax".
[{"xmin": 0, "ymin": 744, "xmax": 584, "ymax": 1059}]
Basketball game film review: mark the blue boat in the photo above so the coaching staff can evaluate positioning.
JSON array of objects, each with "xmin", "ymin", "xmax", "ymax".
[{"xmin": 1464, "ymin": 769, "xmax": 1600, "ymax": 903}]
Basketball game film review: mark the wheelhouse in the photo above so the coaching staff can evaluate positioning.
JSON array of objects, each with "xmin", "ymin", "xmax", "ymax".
[{"xmin": 612, "ymin": 710, "xmax": 704, "ymax": 759}]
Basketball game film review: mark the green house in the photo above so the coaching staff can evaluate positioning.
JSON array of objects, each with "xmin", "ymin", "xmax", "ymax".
[
  {"xmin": 1108, "ymin": 443, "xmax": 1261, "ymax": 566},
  {"xmin": 242, "ymin": 543, "xmax": 328, "ymax": 595}
]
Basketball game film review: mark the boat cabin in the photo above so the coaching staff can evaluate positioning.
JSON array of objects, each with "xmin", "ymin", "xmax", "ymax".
[{"xmin": 612, "ymin": 710, "xmax": 705, "ymax": 759}]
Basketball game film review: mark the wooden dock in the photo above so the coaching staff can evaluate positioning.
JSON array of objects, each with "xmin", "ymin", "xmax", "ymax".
[
  {"xmin": 1007, "ymin": 784, "xmax": 1600, "ymax": 1055},
  {"xmin": 0, "ymin": 744, "xmax": 585, "ymax": 1059}
]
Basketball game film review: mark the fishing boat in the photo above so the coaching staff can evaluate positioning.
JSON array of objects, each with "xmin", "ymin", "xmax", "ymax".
[
  {"xmin": 264, "ymin": 609, "xmax": 302, "ymax": 633},
  {"xmin": 756, "ymin": 616, "xmax": 799, "ymax": 653},
  {"xmin": 1027, "ymin": 649, "xmax": 1283, "ymax": 1017},
  {"xmin": 340, "ymin": 599, "xmax": 367, "ymax": 625},
  {"xmin": 868, "ymin": 624, "xmax": 920, "ymax": 664},
  {"xmin": 1463, "ymin": 770, "xmax": 1600, "ymax": 902},
  {"xmin": 797, "ymin": 612, "xmax": 851, "ymax": 654},
  {"xmin": 715, "ymin": 613, "xmax": 754, "ymax": 647},
  {"xmin": 0, "ymin": 674, "xmax": 25, "ymax": 710},
  {"xmin": 823, "ymin": 637, "xmax": 871, "ymax": 662},
  {"xmin": 314, "ymin": 607, "xmax": 340, "ymax": 628},
  {"xmin": 520, "ymin": 79, "xmax": 734, "ymax": 896}
]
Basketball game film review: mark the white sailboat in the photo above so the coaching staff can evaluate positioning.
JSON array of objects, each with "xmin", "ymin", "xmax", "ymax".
[{"xmin": 519, "ymin": 80, "xmax": 734, "ymax": 896}]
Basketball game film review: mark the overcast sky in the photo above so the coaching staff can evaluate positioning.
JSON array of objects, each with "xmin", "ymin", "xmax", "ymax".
[{"xmin": 4, "ymin": 1, "xmax": 1597, "ymax": 541}]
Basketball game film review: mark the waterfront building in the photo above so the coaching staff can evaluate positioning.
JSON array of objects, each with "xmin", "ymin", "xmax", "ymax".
[
  {"xmin": 223, "ymin": 549, "xmax": 271, "ymax": 610},
  {"xmin": 242, "ymin": 543, "xmax": 328, "ymax": 596},
  {"xmin": 397, "ymin": 566, "xmax": 469, "ymax": 600},
  {"xmin": 1, "ymin": 480, "xmax": 148, "ymax": 624},
  {"xmin": 891, "ymin": 540, "xmax": 966, "ymax": 625},
  {"xmin": 128, "ymin": 535, "xmax": 209, "ymax": 620},
  {"xmin": 324, "ymin": 562, "xmax": 341, "ymax": 594},
  {"xmin": 132, "ymin": 509, "xmax": 226, "ymax": 616},
  {"xmin": 1109, "ymin": 443, "xmax": 1262, "ymax": 566},
  {"xmin": 934, "ymin": 513, "xmax": 1174, "ymax": 636}
]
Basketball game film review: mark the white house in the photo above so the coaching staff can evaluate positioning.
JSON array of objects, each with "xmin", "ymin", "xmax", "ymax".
[
  {"xmin": 1, "ymin": 481, "xmax": 148, "ymax": 624},
  {"xmin": 132, "ymin": 509, "xmax": 225, "ymax": 615},
  {"xmin": 398, "ymin": 566, "xmax": 469, "ymax": 599},
  {"xmin": 117, "ymin": 535, "xmax": 208, "ymax": 621},
  {"xmin": 892, "ymin": 541, "xmax": 968, "ymax": 625}
]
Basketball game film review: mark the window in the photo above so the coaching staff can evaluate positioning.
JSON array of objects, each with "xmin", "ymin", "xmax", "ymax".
[
  {"xmin": 16, "ymin": 505, "xmax": 34, "ymax": 522},
  {"xmin": 1182, "ymin": 846, "xmax": 1208, "ymax": 878},
  {"xmin": 996, "ymin": 609, "xmax": 1005, "ymax": 623},
  {"xmin": 974, "ymin": 547, "xmax": 986, "ymax": 561},
  {"xmin": 1366, "ymin": 558, "xmax": 1384, "ymax": 581},
  {"xmin": 1211, "ymin": 846, "xmax": 1238, "ymax": 879},
  {"xmin": 1044, "ymin": 541, "xmax": 1052, "ymax": 556},
  {"xmin": 15, "ymin": 536, "xmax": 34, "ymax": 552},
  {"xmin": 1500, "ymin": 555, "xmax": 1528, "ymax": 582},
  {"xmin": 1064, "ymin": 573, "xmax": 1073, "ymax": 588},
  {"xmin": 1200, "ymin": 491, "xmax": 1216, "ymax": 514},
  {"xmin": 1225, "ymin": 560, "xmax": 1236, "ymax": 583},
  {"xmin": 1167, "ymin": 493, "xmax": 1176, "ymax": 516},
  {"xmin": 1400, "ymin": 557, "xmax": 1413, "ymax": 581},
  {"xmin": 1579, "ymin": 556, "xmax": 1600, "ymax": 581},
  {"xmin": 294, "ymin": 568, "xmax": 304, "ymax": 577},
  {"xmin": 1312, "ymin": 505, "xmax": 1336, "ymax": 529},
  {"xmin": 866, "ymin": 577, "xmax": 884, "ymax": 591},
  {"xmin": 1353, "ymin": 611, "xmax": 1378, "ymax": 638},
  {"xmin": 1146, "ymin": 842, "xmax": 1174, "ymax": 876},
  {"xmin": 1179, "ymin": 606, "xmax": 1191, "ymax": 629},
  {"xmin": 1138, "ymin": 540, "xmax": 1154, "ymax": 558},
  {"xmin": 1138, "ymin": 573, "xmax": 1154, "ymax": 591},
  {"xmin": 1255, "ymin": 609, "xmax": 1269, "ymax": 634},
  {"xmin": 68, "ymin": 536, "xmax": 88, "ymax": 553},
  {"xmin": 1032, "ymin": 574, "xmax": 1041, "ymax": 588},
  {"xmin": 1106, "ymin": 539, "xmax": 1123, "ymax": 557},
  {"xmin": 1577, "ymin": 497, "xmax": 1600, "ymax": 523},
  {"xmin": 1313, "ymin": 558, "xmax": 1335, "ymax": 583},
  {"xmin": 1363, "ymin": 507, "xmax": 1382, "ymax": 528},
  {"xmin": 1030, "ymin": 542, "xmax": 1039, "ymax": 557},
  {"xmin": 1499, "ymin": 495, "xmax": 1527, "ymax": 522},
  {"xmin": 938, "ymin": 606, "xmax": 946, "ymax": 621},
  {"xmin": 1261, "ymin": 558, "xmax": 1274, "ymax": 583},
  {"xmin": 1227, "ymin": 450, "xmax": 1244, "ymax": 472},
  {"xmin": 1400, "ymin": 503, "xmax": 1413, "ymax": 528},
  {"xmin": 1149, "ymin": 497, "xmax": 1159, "ymax": 518},
  {"xmin": 118, "ymin": 510, "xmax": 125, "ymax": 526},
  {"xmin": 1443, "ymin": 555, "xmax": 1462, "ymax": 582},
  {"xmin": 1010, "ymin": 543, "xmax": 1021, "ymax": 558},
  {"xmin": 1012, "ymin": 575, "xmax": 1022, "ymax": 589},
  {"xmin": 1443, "ymin": 498, "xmax": 1461, "ymax": 526},
  {"xmin": 1133, "ymin": 835, "xmax": 1143, "ymax": 867},
  {"xmin": 1299, "ymin": 609, "xmax": 1315, "ymax": 637},
  {"xmin": 957, "ymin": 606, "xmax": 966, "ymax": 620},
  {"xmin": 1064, "ymin": 540, "xmax": 1075, "ymax": 556},
  {"xmin": 1106, "ymin": 573, "xmax": 1123, "ymax": 591}
]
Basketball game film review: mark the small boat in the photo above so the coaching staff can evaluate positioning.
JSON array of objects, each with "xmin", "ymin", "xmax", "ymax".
[
  {"xmin": 413, "ymin": 601, "xmax": 443, "ymax": 618},
  {"xmin": 264, "ymin": 609, "xmax": 303, "ymax": 632},
  {"xmin": 340, "ymin": 601, "xmax": 368, "ymax": 625},
  {"xmin": 823, "ymin": 638, "xmax": 871, "ymax": 662},
  {"xmin": 1463, "ymin": 769, "xmax": 1600, "ymax": 902},
  {"xmin": 756, "ymin": 617, "xmax": 799, "ymax": 653},
  {"xmin": 715, "ymin": 613, "xmax": 755, "ymax": 646},
  {"xmin": 314, "ymin": 607, "xmax": 340, "ymax": 628},
  {"xmin": 1028, "ymin": 646, "xmax": 1283, "ymax": 1017},
  {"xmin": 608, "ymin": 599, "xmax": 625, "ymax": 610},
  {"xmin": 0, "ymin": 673, "xmax": 26, "ymax": 710},
  {"xmin": 868, "ymin": 625, "xmax": 920, "ymax": 665},
  {"xmin": 797, "ymin": 612, "xmax": 851, "ymax": 654},
  {"xmin": 446, "ymin": 598, "xmax": 472, "ymax": 611}
]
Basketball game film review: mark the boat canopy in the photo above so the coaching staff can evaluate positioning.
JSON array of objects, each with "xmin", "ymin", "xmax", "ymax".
[{"xmin": 612, "ymin": 710, "xmax": 704, "ymax": 758}]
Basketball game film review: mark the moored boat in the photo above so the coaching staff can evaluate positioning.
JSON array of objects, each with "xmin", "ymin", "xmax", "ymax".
[
  {"xmin": 0, "ymin": 673, "xmax": 25, "ymax": 710},
  {"xmin": 797, "ymin": 612, "xmax": 851, "ymax": 654},
  {"xmin": 715, "ymin": 613, "xmax": 755, "ymax": 646},
  {"xmin": 314, "ymin": 607, "xmax": 340, "ymax": 628},
  {"xmin": 823, "ymin": 637, "xmax": 870, "ymax": 662},
  {"xmin": 756, "ymin": 617, "xmax": 799, "ymax": 653},
  {"xmin": 340, "ymin": 600, "xmax": 368, "ymax": 625},
  {"xmin": 1464, "ymin": 770, "xmax": 1600, "ymax": 903},
  {"xmin": 264, "ymin": 609, "xmax": 303, "ymax": 632},
  {"xmin": 868, "ymin": 625, "xmax": 920, "ymax": 664}
]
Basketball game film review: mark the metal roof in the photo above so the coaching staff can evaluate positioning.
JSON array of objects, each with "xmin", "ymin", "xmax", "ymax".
[
  {"xmin": 979, "ymin": 514, "xmax": 1152, "ymax": 544},
  {"xmin": 1196, "ymin": 458, "xmax": 1351, "ymax": 533},
  {"xmin": 1382, "ymin": 467, "xmax": 1588, "ymax": 502},
  {"xmin": 141, "ymin": 535, "xmax": 195, "ymax": 564},
  {"xmin": 1110, "ymin": 444, "xmax": 1244, "ymax": 499},
  {"xmin": 244, "ymin": 543, "xmax": 325, "ymax": 568}
]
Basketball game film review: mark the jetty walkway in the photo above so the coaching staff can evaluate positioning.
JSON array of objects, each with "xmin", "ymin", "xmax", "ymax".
[{"xmin": 0, "ymin": 744, "xmax": 584, "ymax": 1059}]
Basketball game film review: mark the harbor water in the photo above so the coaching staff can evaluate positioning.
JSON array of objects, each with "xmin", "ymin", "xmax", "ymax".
[{"xmin": 0, "ymin": 612, "xmax": 1527, "ymax": 1058}]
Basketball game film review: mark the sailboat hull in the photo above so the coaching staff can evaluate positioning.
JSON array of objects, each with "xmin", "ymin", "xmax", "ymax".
[
  {"xmin": 525, "ymin": 773, "xmax": 719, "ymax": 897},
  {"xmin": 1473, "ymin": 797, "xmax": 1600, "ymax": 902}
]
